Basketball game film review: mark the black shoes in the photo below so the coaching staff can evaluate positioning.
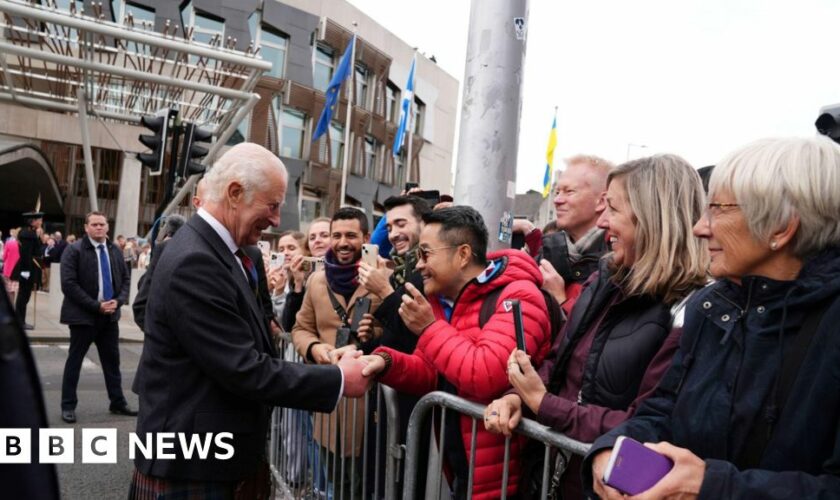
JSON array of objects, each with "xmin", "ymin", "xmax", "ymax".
[
  {"xmin": 61, "ymin": 410, "xmax": 76, "ymax": 423},
  {"xmin": 109, "ymin": 405, "xmax": 138, "ymax": 417}
]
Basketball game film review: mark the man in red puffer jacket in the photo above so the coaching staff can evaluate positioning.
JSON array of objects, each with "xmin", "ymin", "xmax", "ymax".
[{"xmin": 361, "ymin": 206, "xmax": 552, "ymax": 499}]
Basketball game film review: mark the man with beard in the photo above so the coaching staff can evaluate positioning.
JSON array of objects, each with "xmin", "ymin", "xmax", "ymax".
[
  {"xmin": 291, "ymin": 207, "xmax": 381, "ymax": 499},
  {"xmin": 358, "ymin": 195, "xmax": 429, "ymax": 351},
  {"xmin": 516, "ymin": 154, "xmax": 613, "ymax": 313},
  {"xmin": 356, "ymin": 195, "xmax": 431, "ymax": 495}
]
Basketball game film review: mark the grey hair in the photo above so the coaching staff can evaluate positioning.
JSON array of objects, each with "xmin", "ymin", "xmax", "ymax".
[
  {"xmin": 202, "ymin": 142, "xmax": 288, "ymax": 204},
  {"xmin": 709, "ymin": 136, "xmax": 840, "ymax": 258},
  {"xmin": 608, "ymin": 154, "xmax": 709, "ymax": 304}
]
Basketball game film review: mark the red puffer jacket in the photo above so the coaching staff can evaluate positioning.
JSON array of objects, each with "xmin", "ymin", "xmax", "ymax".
[{"xmin": 376, "ymin": 249, "xmax": 552, "ymax": 499}]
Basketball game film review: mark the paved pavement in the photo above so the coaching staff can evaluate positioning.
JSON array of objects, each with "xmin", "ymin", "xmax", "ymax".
[{"xmin": 25, "ymin": 290, "xmax": 144, "ymax": 499}]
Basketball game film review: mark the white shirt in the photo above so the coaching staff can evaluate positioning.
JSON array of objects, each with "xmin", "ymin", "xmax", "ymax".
[
  {"xmin": 89, "ymin": 236, "xmax": 113, "ymax": 302},
  {"xmin": 196, "ymin": 208, "xmax": 345, "ymax": 405}
]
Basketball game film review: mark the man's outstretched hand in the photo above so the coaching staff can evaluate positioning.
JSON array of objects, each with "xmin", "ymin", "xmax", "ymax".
[{"xmin": 337, "ymin": 350, "xmax": 374, "ymax": 398}]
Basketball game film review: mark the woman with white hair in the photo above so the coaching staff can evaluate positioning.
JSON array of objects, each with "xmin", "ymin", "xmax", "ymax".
[{"xmin": 588, "ymin": 136, "xmax": 840, "ymax": 499}]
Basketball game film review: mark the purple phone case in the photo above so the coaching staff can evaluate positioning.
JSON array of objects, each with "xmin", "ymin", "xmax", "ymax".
[{"xmin": 603, "ymin": 437, "xmax": 674, "ymax": 495}]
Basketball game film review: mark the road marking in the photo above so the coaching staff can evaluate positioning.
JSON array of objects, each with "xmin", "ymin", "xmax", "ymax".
[{"xmin": 56, "ymin": 345, "xmax": 97, "ymax": 371}]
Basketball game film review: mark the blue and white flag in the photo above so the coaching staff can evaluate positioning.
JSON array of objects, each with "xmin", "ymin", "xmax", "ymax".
[
  {"xmin": 392, "ymin": 56, "xmax": 416, "ymax": 156},
  {"xmin": 313, "ymin": 36, "xmax": 355, "ymax": 141}
]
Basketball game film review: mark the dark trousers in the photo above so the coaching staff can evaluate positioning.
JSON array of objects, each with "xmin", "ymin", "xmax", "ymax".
[
  {"xmin": 61, "ymin": 317, "xmax": 127, "ymax": 410},
  {"xmin": 15, "ymin": 276, "xmax": 34, "ymax": 323}
]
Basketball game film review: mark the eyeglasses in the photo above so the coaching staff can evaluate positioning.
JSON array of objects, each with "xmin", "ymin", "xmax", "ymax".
[
  {"xmin": 415, "ymin": 245, "xmax": 459, "ymax": 262},
  {"xmin": 705, "ymin": 202, "xmax": 740, "ymax": 218}
]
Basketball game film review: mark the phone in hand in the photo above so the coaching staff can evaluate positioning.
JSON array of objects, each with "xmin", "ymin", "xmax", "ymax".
[
  {"xmin": 269, "ymin": 251, "xmax": 285, "ymax": 271},
  {"xmin": 504, "ymin": 299, "xmax": 527, "ymax": 372},
  {"xmin": 405, "ymin": 182, "xmax": 419, "ymax": 191},
  {"xmin": 415, "ymin": 190, "xmax": 441, "ymax": 206},
  {"xmin": 350, "ymin": 297, "xmax": 372, "ymax": 337},
  {"xmin": 361, "ymin": 244, "xmax": 379, "ymax": 267},
  {"xmin": 603, "ymin": 436, "xmax": 674, "ymax": 495},
  {"xmin": 257, "ymin": 240, "xmax": 270, "ymax": 254}
]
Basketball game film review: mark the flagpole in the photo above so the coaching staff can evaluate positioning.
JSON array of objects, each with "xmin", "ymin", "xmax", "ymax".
[
  {"xmin": 339, "ymin": 26, "xmax": 357, "ymax": 207},
  {"xmin": 404, "ymin": 51, "xmax": 417, "ymax": 182}
]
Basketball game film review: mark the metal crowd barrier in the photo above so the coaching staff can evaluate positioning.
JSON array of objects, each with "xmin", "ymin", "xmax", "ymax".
[
  {"xmin": 268, "ymin": 333, "xmax": 405, "ymax": 500},
  {"xmin": 268, "ymin": 334, "xmax": 591, "ymax": 500},
  {"xmin": 402, "ymin": 391, "xmax": 591, "ymax": 500}
]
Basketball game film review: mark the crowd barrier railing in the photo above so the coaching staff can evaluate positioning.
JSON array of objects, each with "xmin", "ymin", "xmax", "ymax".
[
  {"xmin": 268, "ymin": 333, "xmax": 404, "ymax": 500},
  {"xmin": 402, "ymin": 391, "xmax": 591, "ymax": 500},
  {"xmin": 268, "ymin": 335, "xmax": 591, "ymax": 500}
]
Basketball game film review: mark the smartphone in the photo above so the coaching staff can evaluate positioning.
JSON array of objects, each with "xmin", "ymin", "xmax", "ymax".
[
  {"xmin": 361, "ymin": 244, "xmax": 379, "ymax": 267},
  {"xmin": 405, "ymin": 182, "xmax": 419, "ymax": 191},
  {"xmin": 257, "ymin": 240, "xmax": 270, "ymax": 254},
  {"xmin": 269, "ymin": 251, "xmax": 285, "ymax": 271},
  {"xmin": 510, "ymin": 299, "xmax": 526, "ymax": 354},
  {"xmin": 603, "ymin": 436, "xmax": 674, "ymax": 495},
  {"xmin": 349, "ymin": 297, "xmax": 372, "ymax": 336},
  {"xmin": 415, "ymin": 190, "xmax": 441, "ymax": 206},
  {"xmin": 301, "ymin": 256, "xmax": 324, "ymax": 273}
]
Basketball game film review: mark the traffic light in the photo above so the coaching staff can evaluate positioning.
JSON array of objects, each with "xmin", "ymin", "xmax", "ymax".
[
  {"xmin": 137, "ymin": 112, "xmax": 171, "ymax": 176},
  {"xmin": 178, "ymin": 122, "xmax": 212, "ymax": 179}
]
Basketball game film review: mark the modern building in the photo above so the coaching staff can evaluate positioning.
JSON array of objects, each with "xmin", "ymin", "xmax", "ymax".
[{"xmin": 0, "ymin": 0, "xmax": 458, "ymax": 239}]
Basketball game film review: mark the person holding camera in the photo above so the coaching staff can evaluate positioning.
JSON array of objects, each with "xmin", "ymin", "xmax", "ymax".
[
  {"xmin": 485, "ymin": 155, "xmax": 709, "ymax": 499},
  {"xmin": 291, "ymin": 207, "xmax": 382, "ymax": 499},
  {"xmin": 359, "ymin": 206, "xmax": 553, "ymax": 499}
]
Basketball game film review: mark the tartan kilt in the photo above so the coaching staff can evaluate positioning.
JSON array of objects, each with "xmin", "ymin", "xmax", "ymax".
[{"xmin": 128, "ymin": 468, "xmax": 235, "ymax": 500}]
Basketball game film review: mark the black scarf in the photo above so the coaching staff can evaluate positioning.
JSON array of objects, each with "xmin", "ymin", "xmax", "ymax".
[{"xmin": 324, "ymin": 249, "xmax": 359, "ymax": 299}]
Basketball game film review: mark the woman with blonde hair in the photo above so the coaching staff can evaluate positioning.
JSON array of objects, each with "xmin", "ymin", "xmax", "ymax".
[
  {"xmin": 589, "ymin": 136, "xmax": 840, "ymax": 499},
  {"xmin": 280, "ymin": 218, "xmax": 331, "ymax": 332},
  {"xmin": 485, "ymin": 154, "xmax": 709, "ymax": 498}
]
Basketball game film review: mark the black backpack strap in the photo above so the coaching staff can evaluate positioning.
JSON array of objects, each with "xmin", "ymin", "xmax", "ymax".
[
  {"xmin": 738, "ymin": 298, "xmax": 833, "ymax": 468},
  {"xmin": 326, "ymin": 286, "xmax": 349, "ymax": 326},
  {"xmin": 479, "ymin": 286, "xmax": 507, "ymax": 328}
]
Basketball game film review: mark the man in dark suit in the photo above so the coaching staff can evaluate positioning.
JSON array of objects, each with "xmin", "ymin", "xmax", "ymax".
[
  {"xmin": 13, "ymin": 210, "xmax": 44, "ymax": 330},
  {"xmin": 59, "ymin": 211, "xmax": 134, "ymax": 423},
  {"xmin": 130, "ymin": 143, "xmax": 371, "ymax": 498}
]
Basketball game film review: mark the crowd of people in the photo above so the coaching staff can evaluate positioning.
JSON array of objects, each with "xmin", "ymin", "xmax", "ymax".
[{"xmin": 3, "ymin": 132, "xmax": 839, "ymax": 499}]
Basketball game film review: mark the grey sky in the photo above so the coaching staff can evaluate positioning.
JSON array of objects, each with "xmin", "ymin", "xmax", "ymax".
[{"xmin": 348, "ymin": 0, "xmax": 840, "ymax": 193}]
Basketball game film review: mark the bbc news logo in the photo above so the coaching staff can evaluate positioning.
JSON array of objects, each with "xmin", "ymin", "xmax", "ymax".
[{"xmin": 0, "ymin": 429, "xmax": 234, "ymax": 464}]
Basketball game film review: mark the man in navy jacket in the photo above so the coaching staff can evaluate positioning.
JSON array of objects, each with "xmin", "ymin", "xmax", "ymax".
[{"xmin": 59, "ymin": 211, "xmax": 133, "ymax": 423}]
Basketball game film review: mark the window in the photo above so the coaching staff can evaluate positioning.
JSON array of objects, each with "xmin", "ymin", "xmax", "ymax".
[
  {"xmin": 280, "ymin": 110, "xmax": 306, "ymax": 159},
  {"xmin": 117, "ymin": 1, "xmax": 155, "ymax": 30},
  {"xmin": 413, "ymin": 97, "xmax": 425, "ymax": 136},
  {"xmin": 386, "ymin": 82, "xmax": 399, "ymax": 122},
  {"xmin": 227, "ymin": 113, "xmax": 250, "ymax": 145},
  {"xmin": 313, "ymin": 44, "xmax": 334, "ymax": 92},
  {"xmin": 329, "ymin": 123, "xmax": 344, "ymax": 169},
  {"xmin": 394, "ymin": 149, "xmax": 407, "ymax": 188},
  {"xmin": 300, "ymin": 189, "xmax": 324, "ymax": 228},
  {"xmin": 355, "ymin": 64, "xmax": 369, "ymax": 109},
  {"xmin": 362, "ymin": 136, "xmax": 377, "ymax": 180},
  {"xmin": 260, "ymin": 26, "xmax": 288, "ymax": 79},
  {"xmin": 96, "ymin": 149, "xmax": 123, "ymax": 200}
]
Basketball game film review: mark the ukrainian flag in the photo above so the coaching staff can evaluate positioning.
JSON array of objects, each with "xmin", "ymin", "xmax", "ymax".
[{"xmin": 542, "ymin": 110, "xmax": 558, "ymax": 198}]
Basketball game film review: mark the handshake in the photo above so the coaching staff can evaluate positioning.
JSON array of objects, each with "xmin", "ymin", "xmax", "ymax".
[{"xmin": 329, "ymin": 346, "xmax": 390, "ymax": 398}]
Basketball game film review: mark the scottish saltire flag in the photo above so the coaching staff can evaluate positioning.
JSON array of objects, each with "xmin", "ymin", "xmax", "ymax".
[
  {"xmin": 313, "ymin": 36, "xmax": 355, "ymax": 141},
  {"xmin": 392, "ymin": 56, "xmax": 416, "ymax": 156},
  {"xmin": 542, "ymin": 112, "xmax": 558, "ymax": 198}
]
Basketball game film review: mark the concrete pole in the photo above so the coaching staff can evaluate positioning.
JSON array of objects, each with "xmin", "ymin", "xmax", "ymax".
[
  {"xmin": 453, "ymin": 0, "xmax": 529, "ymax": 251},
  {"xmin": 77, "ymin": 87, "xmax": 99, "ymax": 212},
  {"xmin": 114, "ymin": 156, "xmax": 142, "ymax": 237}
]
